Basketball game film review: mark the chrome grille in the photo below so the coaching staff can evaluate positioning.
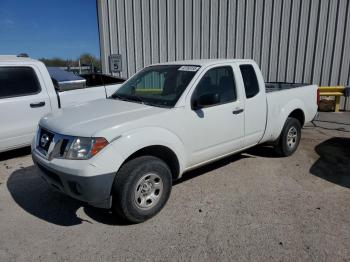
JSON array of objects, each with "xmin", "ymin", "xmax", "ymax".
[{"xmin": 36, "ymin": 127, "xmax": 75, "ymax": 160}]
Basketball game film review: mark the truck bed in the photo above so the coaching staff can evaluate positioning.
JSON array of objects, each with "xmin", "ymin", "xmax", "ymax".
[
  {"xmin": 262, "ymin": 83, "xmax": 318, "ymax": 143},
  {"xmin": 265, "ymin": 82, "xmax": 308, "ymax": 93}
]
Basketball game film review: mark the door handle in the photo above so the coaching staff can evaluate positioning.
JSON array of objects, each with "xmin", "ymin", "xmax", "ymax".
[
  {"xmin": 232, "ymin": 108, "xmax": 244, "ymax": 114},
  {"xmin": 30, "ymin": 101, "xmax": 45, "ymax": 108}
]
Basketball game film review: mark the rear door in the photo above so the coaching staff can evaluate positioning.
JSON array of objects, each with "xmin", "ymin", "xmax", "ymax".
[
  {"xmin": 237, "ymin": 63, "xmax": 267, "ymax": 146},
  {"xmin": 0, "ymin": 66, "xmax": 51, "ymax": 151}
]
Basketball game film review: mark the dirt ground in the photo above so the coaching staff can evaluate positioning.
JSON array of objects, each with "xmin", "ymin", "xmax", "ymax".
[{"xmin": 0, "ymin": 112, "xmax": 349, "ymax": 262}]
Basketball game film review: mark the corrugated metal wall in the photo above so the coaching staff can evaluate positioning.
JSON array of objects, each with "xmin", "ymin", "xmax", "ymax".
[{"xmin": 97, "ymin": 0, "xmax": 350, "ymax": 87}]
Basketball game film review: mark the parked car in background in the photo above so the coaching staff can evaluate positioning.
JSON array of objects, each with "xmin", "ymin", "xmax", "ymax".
[
  {"xmin": 0, "ymin": 55, "xmax": 125, "ymax": 152},
  {"xmin": 32, "ymin": 59, "xmax": 318, "ymax": 223}
]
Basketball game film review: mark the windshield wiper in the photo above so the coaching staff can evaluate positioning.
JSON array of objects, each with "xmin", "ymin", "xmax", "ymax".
[
  {"xmin": 110, "ymin": 93, "xmax": 127, "ymax": 101},
  {"xmin": 111, "ymin": 93, "xmax": 171, "ymax": 108},
  {"xmin": 125, "ymin": 95, "xmax": 144, "ymax": 103},
  {"xmin": 110, "ymin": 93, "xmax": 144, "ymax": 104},
  {"xmin": 142, "ymin": 101, "xmax": 171, "ymax": 108}
]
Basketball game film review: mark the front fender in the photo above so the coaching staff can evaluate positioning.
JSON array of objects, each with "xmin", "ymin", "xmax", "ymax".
[{"xmin": 109, "ymin": 127, "xmax": 187, "ymax": 175}]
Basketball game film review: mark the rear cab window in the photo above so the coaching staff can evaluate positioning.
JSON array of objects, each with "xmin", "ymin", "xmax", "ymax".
[
  {"xmin": 239, "ymin": 64, "xmax": 260, "ymax": 98},
  {"xmin": 0, "ymin": 67, "xmax": 41, "ymax": 99}
]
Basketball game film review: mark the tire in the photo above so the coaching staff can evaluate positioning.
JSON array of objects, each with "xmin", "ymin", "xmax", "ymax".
[
  {"xmin": 274, "ymin": 117, "xmax": 301, "ymax": 157},
  {"xmin": 112, "ymin": 156, "xmax": 172, "ymax": 223}
]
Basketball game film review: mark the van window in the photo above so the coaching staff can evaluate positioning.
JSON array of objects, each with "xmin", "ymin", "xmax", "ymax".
[
  {"xmin": 193, "ymin": 66, "xmax": 236, "ymax": 106},
  {"xmin": 0, "ymin": 67, "xmax": 41, "ymax": 99},
  {"xmin": 240, "ymin": 64, "xmax": 259, "ymax": 98}
]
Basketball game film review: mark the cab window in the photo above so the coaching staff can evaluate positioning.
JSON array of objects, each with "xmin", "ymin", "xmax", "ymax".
[
  {"xmin": 0, "ymin": 67, "xmax": 41, "ymax": 99},
  {"xmin": 239, "ymin": 64, "xmax": 260, "ymax": 98},
  {"xmin": 192, "ymin": 66, "xmax": 236, "ymax": 107}
]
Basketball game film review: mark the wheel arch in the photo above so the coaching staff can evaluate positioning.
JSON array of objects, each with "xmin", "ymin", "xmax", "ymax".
[
  {"xmin": 274, "ymin": 99, "xmax": 307, "ymax": 141},
  {"xmin": 121, "ymin": 145, "xmax": 180, "ymax": 180},
  {"xmin": 288, "ymin": 108, "xmax": 305, "ymax": 127}
]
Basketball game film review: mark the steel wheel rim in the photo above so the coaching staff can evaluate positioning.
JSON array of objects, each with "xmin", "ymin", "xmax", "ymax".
[
  {"xmin": 287, "ymin": 126, "xmax": 298, "ymax": 149},
  {"xmin": 134, "ymin": 173, "xmax": 163, "ymax": 210}
]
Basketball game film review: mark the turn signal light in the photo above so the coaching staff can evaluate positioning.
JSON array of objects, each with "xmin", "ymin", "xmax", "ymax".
[{"xmin": 91, "ymin": 138, "xmax": 109, "ymax": 156}]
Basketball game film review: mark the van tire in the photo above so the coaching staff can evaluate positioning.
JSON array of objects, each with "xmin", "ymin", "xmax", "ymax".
[
  {"xmin": 274, "ymin": 117, "xmax": 301, "ymax": 157},
  {"xmin": 112, "ymin": 156, "xmax": 172, "ymax": 223}
]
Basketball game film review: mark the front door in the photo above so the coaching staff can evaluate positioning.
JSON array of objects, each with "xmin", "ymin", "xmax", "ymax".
[
  {"xmin": 0, "ymin": 66, "xmax": 51, "ymax": 151},
  {"xmin": 185, "ymin": 65, "xmax": 245, "ymax": 166}
]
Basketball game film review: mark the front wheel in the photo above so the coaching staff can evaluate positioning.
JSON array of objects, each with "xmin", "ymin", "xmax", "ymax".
[
  {"xmin": 112, "ymin": 156, "xmax": 172, "ymax": 223},
  {"xmin": 274, "ymin": 117, "xmax": 301, "ymax": 157}
]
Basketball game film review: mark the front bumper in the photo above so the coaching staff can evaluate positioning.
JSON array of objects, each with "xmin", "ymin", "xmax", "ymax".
[{"xmin": 32, "ymin": 150, "xmax": 115, "ymax": 209}]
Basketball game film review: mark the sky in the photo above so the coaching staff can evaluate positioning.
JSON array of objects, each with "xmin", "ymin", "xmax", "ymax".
[{"xmin": 0, "ymin": 0, "xmax": 100, "ymax": 59}]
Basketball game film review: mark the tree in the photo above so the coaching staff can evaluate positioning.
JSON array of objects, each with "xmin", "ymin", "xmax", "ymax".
[
  {"xmin": 78, "ymin": 53, "xmax": 101, "ymax": 72},
  {"xmin": 39, "ymin": 53, "xmax": 101, "ymax": 72},
  {"xmin": 39, "ymin": 57, "xmax": 66, "ymax": 67}
]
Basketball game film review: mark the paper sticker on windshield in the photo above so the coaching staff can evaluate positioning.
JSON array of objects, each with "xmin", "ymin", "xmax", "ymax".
[{"xmin": 178, "ymin": 66, "xmax": 200, "ymax": 72}]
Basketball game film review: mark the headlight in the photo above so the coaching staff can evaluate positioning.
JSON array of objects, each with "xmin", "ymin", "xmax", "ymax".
[{"xmin": 66, "ymin": 137, "xmax": 109, "ymax": 160}]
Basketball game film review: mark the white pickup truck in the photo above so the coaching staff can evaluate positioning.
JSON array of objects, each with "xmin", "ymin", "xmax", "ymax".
[
  {"xmin": 0, "ymin": 55, "xmax": 124, "ymax": 152},
  {"xmin": 31, "ymin": 59, "xmax": 318, "ymax": 223}
]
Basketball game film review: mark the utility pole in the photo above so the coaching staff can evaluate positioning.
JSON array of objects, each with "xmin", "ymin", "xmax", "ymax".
[{"xmin": 90, "ymin": 56, "xmax": 94, "ymax": 73}]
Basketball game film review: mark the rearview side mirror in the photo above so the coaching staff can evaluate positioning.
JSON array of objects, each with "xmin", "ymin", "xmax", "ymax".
[{"xmin": 192, "ymin": 93, "xmax": 220, "ymax": 110}]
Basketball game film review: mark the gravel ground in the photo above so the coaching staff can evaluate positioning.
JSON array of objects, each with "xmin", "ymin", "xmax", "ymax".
[{"xmin": 0, "ymin": 112, "xmax": 349, "ymax": 262}]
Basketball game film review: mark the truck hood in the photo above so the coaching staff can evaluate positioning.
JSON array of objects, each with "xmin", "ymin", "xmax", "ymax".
[{"xmin": 40, "ymin": 98, "xmax": 167, "ymax": 139}]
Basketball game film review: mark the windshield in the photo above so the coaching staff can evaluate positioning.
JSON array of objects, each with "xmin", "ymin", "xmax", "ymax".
[{"xmin": 111, "ymin": 65, "xmax": 200, "ymax": 107}]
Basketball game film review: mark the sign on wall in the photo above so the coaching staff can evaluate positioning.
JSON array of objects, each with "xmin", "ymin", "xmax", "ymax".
[{"xmin": 109, "ymin": 54, "xmax": 122, "ymax": 73}]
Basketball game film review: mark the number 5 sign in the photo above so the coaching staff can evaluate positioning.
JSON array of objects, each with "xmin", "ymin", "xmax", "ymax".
[{"xmin": 109, "ymin": 54, "xmax": 122, "ymax": 73}]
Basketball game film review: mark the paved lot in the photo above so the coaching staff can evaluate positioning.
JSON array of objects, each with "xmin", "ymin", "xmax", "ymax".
[{"xmin": 0, "ymin": 112, "xmax": 349, "ymax": 262}]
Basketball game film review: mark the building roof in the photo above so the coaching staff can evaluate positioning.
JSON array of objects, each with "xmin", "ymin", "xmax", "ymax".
[{"xmin": 154, "ymin": 59, "xmax": 255, "ymax": 67}]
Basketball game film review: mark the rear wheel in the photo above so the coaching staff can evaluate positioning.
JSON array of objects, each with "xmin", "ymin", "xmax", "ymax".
[
  {"xmin": 112, "ymin": 156, "xmax": 172, "ymax": 223},
  {"xmin": 274, "ymin": 117, "xmax": 301, "ymax": 157}
]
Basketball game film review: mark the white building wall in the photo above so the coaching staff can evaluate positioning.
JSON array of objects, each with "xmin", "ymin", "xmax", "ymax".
[{"xmin": 97, "ymin": 0, "xmax": 350, "ymax": 87}]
